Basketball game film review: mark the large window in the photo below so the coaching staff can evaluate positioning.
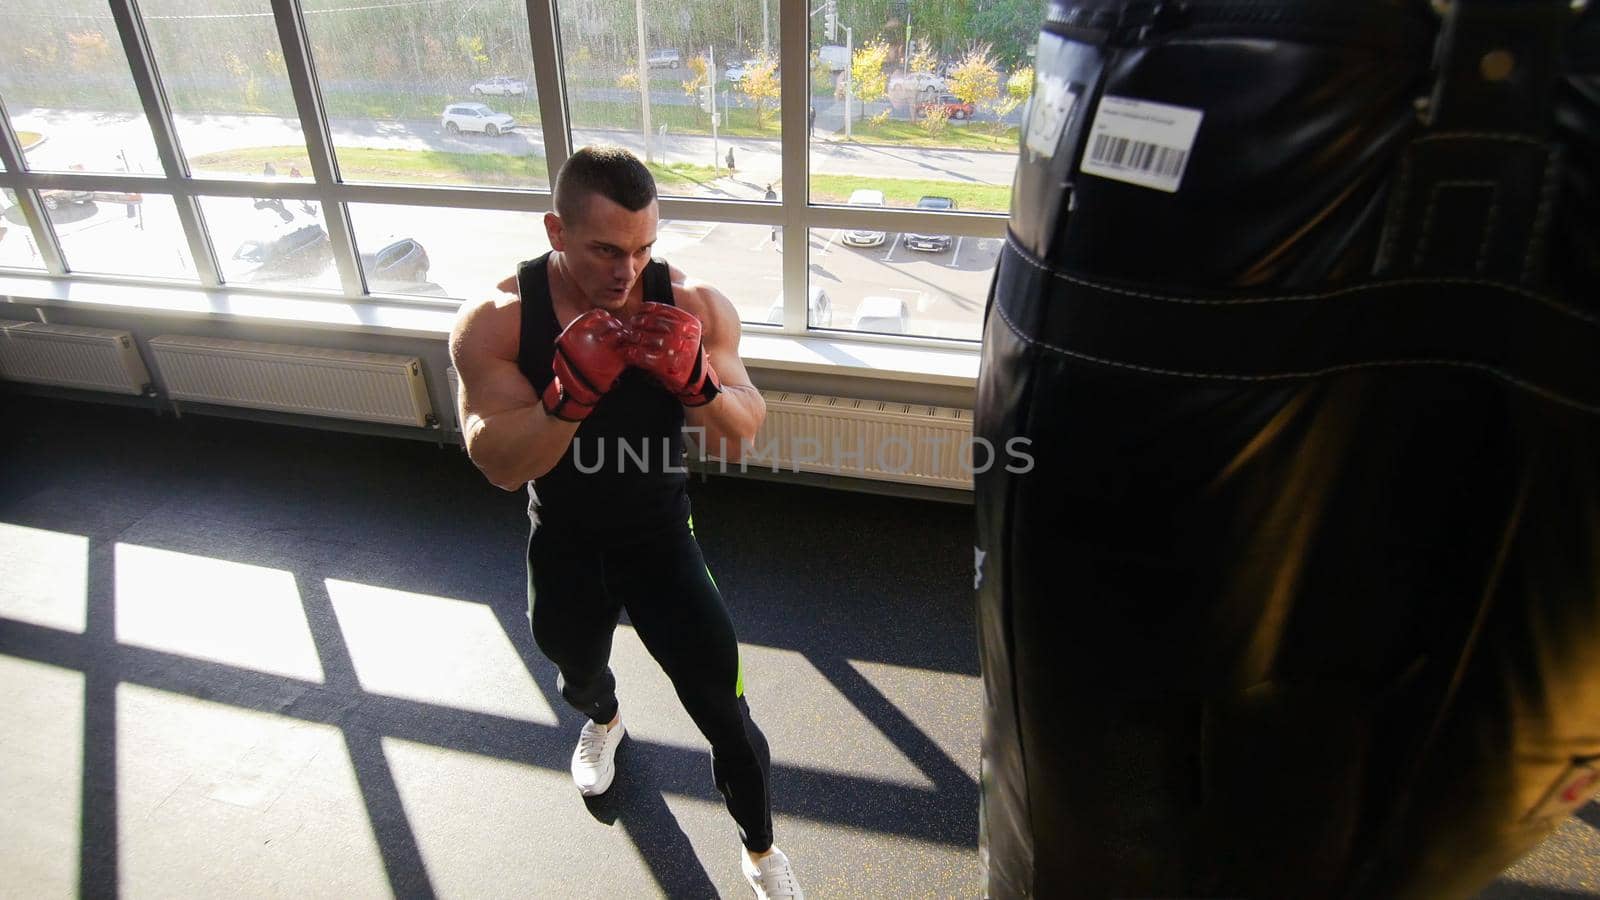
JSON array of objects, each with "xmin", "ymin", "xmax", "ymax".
[
  {"xmin": 50, "ymin": 192, "xmax": 196, "ymax": 280},
  {"xmin": 0, "ymin": 0, "xmax": 1024, "ymax": 347},
  {"xmin": 300, "ymin": 0, "xmax": 550, "ymax": 189},
  {"xmin": 0, "ymin": 0, "xmax": 165, "ymax": 175},
  {"xmin": 806, "ymin": 0, "xmax": 1033, "ymax": 216},
  {"xmin": 138, "ymin": 0, "xmax": 312, "ymax": 181},
  {"xmin": 0, "ymin": 190, "xmax": 48, "ymax": 271}
]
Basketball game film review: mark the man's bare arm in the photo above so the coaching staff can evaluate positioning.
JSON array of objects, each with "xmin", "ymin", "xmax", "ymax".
[
  {"xmin": 679, "ymin": 281, "xmax": 766, "ymax": 460},
  {"xmin": 449, "ymin": 295, "xmax": 578, "ymax": 489}
]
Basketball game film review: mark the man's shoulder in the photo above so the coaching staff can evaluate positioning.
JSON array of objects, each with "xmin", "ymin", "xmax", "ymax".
[
  {"xmin": 451, "ymin": 292, "xmax": 524, "ymax": 361},
  {"xmin": 664, "ymin": 264, "xmax": 731, "ymax": 320}
]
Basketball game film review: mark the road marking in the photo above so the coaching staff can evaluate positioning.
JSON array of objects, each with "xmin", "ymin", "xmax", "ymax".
[
  {"xmin": 818, "ymin": 230, "xmax": 837, "ymax": 256},
  {"xmin": 883, "ymin": 234, "xmax": 902, "ymax": 261},
  {"xmin": 948, "ymin": 236, "xmax": 964, "ymax": 267}
]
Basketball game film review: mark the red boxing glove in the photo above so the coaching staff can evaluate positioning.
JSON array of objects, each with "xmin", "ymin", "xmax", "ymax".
[
  {"xmin": 542, "ymin": 309, "xmax": 632, "ymax": 421},
  {"xmin": 626, "ymin": 302, "xmax": 722, "ymax": 407}
]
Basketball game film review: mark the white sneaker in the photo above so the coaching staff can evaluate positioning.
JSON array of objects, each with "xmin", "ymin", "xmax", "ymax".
[
  {"xmin": 570, "ymin": 718, "xmax": 625, "ymax": 796},
  {"xmin": 741, "ymin": 845, "xmax": 803, "ymax": 899}
]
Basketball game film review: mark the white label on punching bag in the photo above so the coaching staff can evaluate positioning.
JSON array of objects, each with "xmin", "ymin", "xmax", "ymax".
[
  {"xmin": 1080, "ymin": 96, "xmax": 1203, "ymax": 194},
  {"xmin": 974, "ymin": 547, "xmax": 987, "ymax": 590},
  {"xmin": 1024, "ymin": 72, "xmax": 1079, "ymax": 159}
]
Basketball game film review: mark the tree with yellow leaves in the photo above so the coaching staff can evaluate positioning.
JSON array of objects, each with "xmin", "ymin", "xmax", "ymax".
[
  {"xmin": 738, "ymin": 53, "xmax": 781, "ymax": 130},
  {"xmin": 850, "ymin": 41, "xmax": 892, "ymax": 127},
  {"xmin": 684, "ymin": 54, "xmax": 710, "ymax": 126}
]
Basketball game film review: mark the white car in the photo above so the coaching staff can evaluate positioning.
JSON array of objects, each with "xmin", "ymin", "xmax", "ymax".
[
  {"xmin": 441, "ymin": 103, "xmax": 516, "ymax": 136},
  {"xmin": 764, "ymin": 286, "xmax": 833, "ymax": 328},
  {"xmin": 889, "ymin": 70, "xmax": 947, "ymax": 94},
  {"xmin": 470, "ymin": 76, "xmax": 528, "ymax": 96},
  {"xmin": 724, "ymin": 59, "xmax": 760, "ymax": 83},
  {"xmin": 647, "ymin": 49, "xmax": 681, "ymax": 69},
  {"xmin": 841, "ymin": 188, "xmax": 887, "ymax": 247},
  {"xmin": 851, "ymin": 296, "xmax": 910, "ymax": 334}
]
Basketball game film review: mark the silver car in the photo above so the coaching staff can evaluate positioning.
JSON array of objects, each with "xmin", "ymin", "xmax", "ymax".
[
  {"xmin": 841, "ymin": 189, "xmax": 887, "ymax": 248},
  {"xmin": 470, "ymin": 76, "xmax": 528, "ymax": 96}
]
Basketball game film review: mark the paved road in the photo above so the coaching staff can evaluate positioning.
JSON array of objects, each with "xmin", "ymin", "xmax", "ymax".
[{"xmin": 12, "ymin": 107, "xmax": 1020, "ymax": 198}]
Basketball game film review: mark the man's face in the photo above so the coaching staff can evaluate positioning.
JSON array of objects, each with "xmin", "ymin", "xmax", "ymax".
[{"xmin": 545, "ymin": 193, "xmax": 659, "ymax": 312}]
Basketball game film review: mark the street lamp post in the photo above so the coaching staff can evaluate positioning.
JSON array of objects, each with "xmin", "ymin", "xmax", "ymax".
[
  {"xmin": 844, "ymin": 26, "xmax": 853, "ymax": 139},
  {"xmin": 635, "ymin": 0, "xmax": 653, "ymax": 162}
]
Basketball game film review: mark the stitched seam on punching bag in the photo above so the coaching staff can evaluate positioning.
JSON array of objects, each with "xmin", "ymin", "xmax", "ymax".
[
  {"xmin": 1411, "ymin": 179, "xmax": 1498, "ymax": 272},
  {"xmin": 1523, "ymin": 145, "xmax": 1561, "ymax": 284},
  {"xmin": 989, "ymin": 293, "xmax": 1600, "ymax": 417},
  {"xmin": 1001, "ymin": 233, "xmax": 1599, "ymax": 325},
  {"xmin": 1416, "ymin": 131, "xmax": 1547, "ymax": 146}
]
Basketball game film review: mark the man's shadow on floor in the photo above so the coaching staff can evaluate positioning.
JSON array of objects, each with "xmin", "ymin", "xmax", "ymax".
[{"xmin": 580, "ymin": 737, "xmax": 722, "ymax": 897}]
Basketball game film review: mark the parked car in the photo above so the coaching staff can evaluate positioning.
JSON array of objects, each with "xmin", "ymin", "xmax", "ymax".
[
  {"xmin": 40, "ymin": 188, "xmax": 93, "ymax": 211},
  {"xmin": 470, "ymin": 76, "xmax": 528, "ymax": 96},
  {"xmin": 724, "ymin": 59, "xmax": 760, "ymax": 84},
  {"xmin": 646, "ymin": 49, "xmax": 681, "ymax": 69},
  {"xmin": 360, "ymin": 237, "xmax": 430, "ymax": 285},
  {"xmin": 441, "ymin": 103, "xmax": 517, "ymax": 136},
  {"xmin": 764, "ymin": 286, "xmax": 833, "ymax": 328},
  {"xmin": 231, "ymin": 223, "xmax": 331, "ymax": 282},
  {"xmin": 890, "ymin": 70, "xmax": 947, "ymax": 95},
  {"xmin": 918, "ymin": 93, "xmax": 974, "ymax": 120},
  {"xmin": 841, "ymin": 188, "xmax": 887, "ymax": 248},
  {"xmin": 905, "ymin": 195, "xmax": 956, "ymax": 252},
  {"xmin": 851, "ymin": 296, "xmax": 911, "ymax": 334}
]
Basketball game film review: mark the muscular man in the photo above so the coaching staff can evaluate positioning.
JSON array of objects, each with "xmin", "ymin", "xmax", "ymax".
[{"xmin": 449, "ymin": 146, "xmax": 802, "ymax": 899}]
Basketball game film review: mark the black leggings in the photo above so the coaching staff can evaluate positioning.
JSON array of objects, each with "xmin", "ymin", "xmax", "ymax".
[{"xmin": 527, "ymin": 518, "xmax": 774, "ymax": 852}]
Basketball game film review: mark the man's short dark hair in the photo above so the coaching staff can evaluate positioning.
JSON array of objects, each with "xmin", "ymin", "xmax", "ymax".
[{"xmin": 554, "ymin": 146, "xmax": 656, "ymax": 224}]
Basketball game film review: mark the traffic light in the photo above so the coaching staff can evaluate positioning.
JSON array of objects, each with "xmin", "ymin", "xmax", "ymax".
[
  {"xmin": 700, "ymin": 81, "xmax": 714, "ymax": 113},
  {"xmin": 825, "ymin": 0, "xmax": 837, "ymax": 41}
]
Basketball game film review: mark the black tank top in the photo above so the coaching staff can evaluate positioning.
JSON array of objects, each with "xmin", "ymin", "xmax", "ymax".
[{"xmin": 515, "ymin": 252, "xmax": 690, "ymax": 535}]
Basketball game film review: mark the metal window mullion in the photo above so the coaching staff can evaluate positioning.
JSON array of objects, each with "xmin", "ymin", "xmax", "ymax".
[
  {"xmin": 270, "ymin": 0, "xmax": 365, "ymax": 299},
  {"xmin": 525, "ymin": 0, "xmax": 571, "ymax": 180},
  {"xmin": 0, "ymin": 96, "xmax": 68, "ymax": 275},
  {"xmin": 779, "ymin": 0, "xmax": 809, "ymax": 332},
  {"xmin": 107, "ymin": 0, "xmax": 222, "ymax": 286}
]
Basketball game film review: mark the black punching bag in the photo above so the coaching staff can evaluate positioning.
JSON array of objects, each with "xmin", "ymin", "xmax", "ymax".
[{"xmin": 974, "ymin": 2, "xmax": 1600, "ymax": 897}]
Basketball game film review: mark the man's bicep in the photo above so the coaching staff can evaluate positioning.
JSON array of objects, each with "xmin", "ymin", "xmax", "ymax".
[{"xmin": 699, "ymin": 288, "xmax": 755, "ymax": 388}]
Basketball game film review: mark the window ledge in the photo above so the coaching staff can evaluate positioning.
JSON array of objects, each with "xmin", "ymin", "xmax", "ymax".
[{"xmin": 0, "ymin": 273, "xmax": 980, "ymax": 387}]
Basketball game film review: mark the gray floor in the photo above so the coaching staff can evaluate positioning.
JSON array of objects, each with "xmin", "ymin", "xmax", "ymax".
[{"xmin": 0, "ymin": 393, "xmax": 1594, "ymax": 899}]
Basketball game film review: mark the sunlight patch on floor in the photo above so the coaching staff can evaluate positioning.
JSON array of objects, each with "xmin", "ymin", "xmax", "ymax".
[
  {"xmin": 325, "ymin": 579, "xmax": 558, "ymax": 725},
  {"xmin": 114, "ymin": 544, "xmax": 324, "ymax": 682},
  {"xmin": 0, "ymin": 654, "xmax": 83, "ymax": 896},
  {"xmin": 0, "ymin": 522, "xmax": 88, "ymax": 633}
]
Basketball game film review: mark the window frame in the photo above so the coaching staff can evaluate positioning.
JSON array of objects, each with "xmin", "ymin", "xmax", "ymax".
[{"xmin": 0, "ymin": 0, "xmax": 1008, "ymax": 349}]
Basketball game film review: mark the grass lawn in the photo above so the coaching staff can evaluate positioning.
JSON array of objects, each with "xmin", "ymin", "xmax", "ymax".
[
  {"xmin": 186, "ymin": 145, "xmax": 718, "ymax": 194},
  {"xmin": 809, "ymin": 173, "xmax": 1011, "ymax": 214},
  {"xmin": 832, "ymin": 118, "xmax": 1020, "ymax": 151},
  {"xmin": 570, "ymin": 99, "xmax": 781, "ymax": 140}
]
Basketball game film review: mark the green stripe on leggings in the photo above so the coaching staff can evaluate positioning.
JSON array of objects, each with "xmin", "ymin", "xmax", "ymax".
[{"xmin": 690, "ymin": 513, "xmax": 738, "ymax": 695}]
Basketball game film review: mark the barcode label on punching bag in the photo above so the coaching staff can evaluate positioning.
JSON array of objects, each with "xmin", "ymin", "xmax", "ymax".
[{"xmin": 1080, "ymin": 96, "xmax": 1203, "ymax": 193}]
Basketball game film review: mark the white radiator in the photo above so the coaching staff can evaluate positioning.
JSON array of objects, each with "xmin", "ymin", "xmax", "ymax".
[
  {"xmin": 714, "ymin": 391, "xmax": 976, "ymax": 490},
  {"xmin": 147, "ymin": 335, "xmax": 435, "ymax": 428},
  {"xmin": 0, "ymin": 322, "xmax": 152, "ymax": 396}
]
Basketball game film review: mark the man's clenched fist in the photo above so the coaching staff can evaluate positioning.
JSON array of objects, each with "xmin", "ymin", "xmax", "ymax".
[
  {"xmin": 542, "ymin": 309, "xmax": 632, "ymax": 421},
  {"xmin": 627, "ymin": 302, "xmax": 722, "ymax": 407}
]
